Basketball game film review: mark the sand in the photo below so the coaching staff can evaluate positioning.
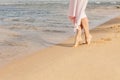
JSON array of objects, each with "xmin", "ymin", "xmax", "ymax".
[
  {"xmin": 1, "ymin": 4, "xmax": 120, "ymax": 68},
  {"xmin": 0, "ymin": 16, "xmax": 120, "ymax": 80}
]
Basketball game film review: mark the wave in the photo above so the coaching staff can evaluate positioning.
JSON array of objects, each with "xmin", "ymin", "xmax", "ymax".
[{"xmin": 0, "ymin": 1, "xmax": 120, "ymax": 6}]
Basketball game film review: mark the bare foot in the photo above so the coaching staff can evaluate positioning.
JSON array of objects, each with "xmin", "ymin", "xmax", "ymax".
[
  {"xmin": 73, "ymin": 38, "xmax": 83, "ymax": 48},
  {"xmin": 73, "ymin": 43, "xmax": 79, "ymax": 48},
  {"xmin": 86, "ymin": 35, "xmax": 92, "ymax": 45}
]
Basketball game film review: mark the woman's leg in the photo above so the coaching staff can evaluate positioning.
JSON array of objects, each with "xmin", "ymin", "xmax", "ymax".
[
  {"xmin": 81, "ymin": 17, "xmax": 92, "ymax": 45},
  {"xmin": 73, "ymin": 27, "xmax": 82, "ymax": 47}
]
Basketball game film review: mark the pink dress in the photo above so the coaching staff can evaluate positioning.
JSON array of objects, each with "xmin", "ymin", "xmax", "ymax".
[{"xmin": 68, "ymin": 0, "xmax": 88, "ymax": 30}]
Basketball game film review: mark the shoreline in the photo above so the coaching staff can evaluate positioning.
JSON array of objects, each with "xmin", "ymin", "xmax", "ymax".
[
  {"xmin": 0, "ymin": 16, "xmax": 120, "ymax": 80},
  {"xmin": 1, "ymin": 4, "xmax": 120, "ymax": 68}
]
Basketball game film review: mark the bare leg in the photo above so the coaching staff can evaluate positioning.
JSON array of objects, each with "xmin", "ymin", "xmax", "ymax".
[
  {"xmin": 73, "ymin": 27, "xmax": 82, "ymax": 47},
  {"xmin": 81, "ymin": 17, "xmax": 92, "ymax": 45}
]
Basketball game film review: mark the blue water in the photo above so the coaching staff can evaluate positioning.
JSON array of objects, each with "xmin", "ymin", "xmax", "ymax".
[{"xmin": 0, "ymin": 4, "xmax": 70, "ymax": 28}]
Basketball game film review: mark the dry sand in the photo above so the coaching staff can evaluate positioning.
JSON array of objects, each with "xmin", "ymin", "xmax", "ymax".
[{"xmin": 0, "ymin": 16, "xmax": 120, "ymax": 80}]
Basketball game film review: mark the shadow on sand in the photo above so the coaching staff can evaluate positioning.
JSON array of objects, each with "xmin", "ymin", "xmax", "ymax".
[
  {"xmin": 56, "ymin": 43, "xmax": 87, "ymax": 47},
  {"xmin": 56, "ymin": 43, "xmax": 74, "ymax": 47}
]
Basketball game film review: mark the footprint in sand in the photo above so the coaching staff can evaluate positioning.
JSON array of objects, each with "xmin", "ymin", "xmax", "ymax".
[
  {"xmin": 116, "ymin": 31, "xmax": 120, "ymax": 33},
  {"xmin": 92, "ymin": 38, "xmax": 112, "ymax": 44},
  {"xmin": 109, "ymin": 25, "xmax": 120, "ymax": 38},
  {"xmin": 110, "ymin": 25, "xmax": 120, "ymax": 33}
]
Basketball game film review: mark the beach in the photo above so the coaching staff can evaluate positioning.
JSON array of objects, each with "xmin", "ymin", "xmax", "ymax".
[
  {"xmin": 0, "ymin": 16, "xmax": 120, "ymax": 80},
  {"xmin": 0, "ymin": 3, "xmax": 120, "ymax": 67}
]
